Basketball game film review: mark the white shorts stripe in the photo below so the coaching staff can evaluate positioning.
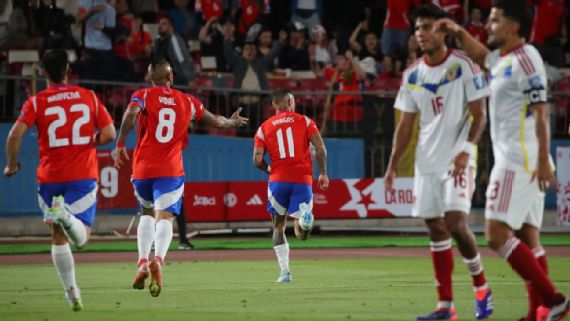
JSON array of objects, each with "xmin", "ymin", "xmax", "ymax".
[
  {"xmin": 65, "ymin": 185, "xmax": 98, "ymax": 215},
  {"xmin": 267, "ymin": 188, "xmax": 287, "ymax": 216},
  {"xmin": 134, "ymin": 189, "xmax": 153, "ymax": 209},
  {"xmin": 155, "ymin": 184, "xmax": 184, "ymax": 211}
]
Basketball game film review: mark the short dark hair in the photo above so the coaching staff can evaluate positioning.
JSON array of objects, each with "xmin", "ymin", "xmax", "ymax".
[
  {"xmin": 492, "ymin": 0, "xmax": 532, "ymax": 38},
  {"xmin": 413, "ymin": 5, "xmax": 450, "ymax": 21},
  {"xmin": 41, "ymin": 50, "xmax": 68, "ymax": 83},
  {"xmin": 272, "ymin": 89, "xmax": 293, "ymax": 104}
]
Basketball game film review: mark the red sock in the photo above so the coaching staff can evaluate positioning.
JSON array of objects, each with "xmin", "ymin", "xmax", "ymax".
[
  {"xmin": 463, "ymin": 254, "xmax": 487, "ymax": 289},
  {"xmin": 431, "ymin": 239, "xmax": 454, "ymax": 304},
  {"xmin": 499, "ymin": 238, "xmax": 563, "ymax": 307},
  {"xmin": 525, "ymin": 246, "xmax": 549, "ymax": 319}
]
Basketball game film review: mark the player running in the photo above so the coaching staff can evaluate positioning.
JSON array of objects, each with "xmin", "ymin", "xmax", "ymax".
[
  {"xmin": 384, "ymin": 5, "xmax": 493, "ymax": 320},
  {"xmin": 253, "ymin": 89, "xmax": 329, "ymax": 283},
  {"xmin": 114, "ymin": 60, "xmax": 248, "ymax": 297},
  {"xmin": 435, "ymin": 1, "xmax": 570, "ymax": 320},
  {"xmin": 4, "ymin": 50, "xmax": 116, "ymax": 311}
]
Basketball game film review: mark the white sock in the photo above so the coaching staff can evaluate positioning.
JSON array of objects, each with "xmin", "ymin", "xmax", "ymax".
[
  {"xmin": 51, "ymin": 244, "xmax": 78, "ymax": 294},
  {"xmin": 273, "ymin": 243, "xmax": 290, "ymax": 274},
  {"xmin": 59, "ymin": 214, "xmax": 87, "ymax": 248},
  {"xmin": 154, "ymin": 219, "xmax": 173, "ymax": 263},
  {"xmin": 137, "ymin": 215, "xmax": 156, "ymax": 264}
]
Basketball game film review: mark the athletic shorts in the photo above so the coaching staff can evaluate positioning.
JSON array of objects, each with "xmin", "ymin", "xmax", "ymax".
[
  {"xmin": 412, "ymin": 164, "xmax": 476, "ymax": 219},
  {"xmin": 37, "ymin": 179, "xmax": 98, "ymax": 227},
  {"xmin": 131, "ymin": 176, "xmax": 184, "ymax": 215},
  {"xmin": 267, "ymin": 182, "xmax": 313, "ymax": 219},
  {"xmin": 485, "ymin": 166, "xmax": 544, "ymax": 230}
]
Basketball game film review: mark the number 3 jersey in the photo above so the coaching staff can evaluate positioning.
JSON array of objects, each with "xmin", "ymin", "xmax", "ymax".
[
  {"xmin": 395, "ymin": 49, "xmax": 490, "ymax": 174},
  {"xmin": 254, "ymin": 111, "xmax": 320, "ymax": 184},
  {"xmin": 130, "ymin": 86, "xmax": 205, "ymax": 179},
  {"xmin": 17, "ymin": 84, "xmax": 113, "ymax": 183}
]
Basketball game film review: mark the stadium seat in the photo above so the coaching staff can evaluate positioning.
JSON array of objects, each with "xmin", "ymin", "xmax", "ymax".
[
  {"xmin": 7, "ymin": 50, "xmax": 39, "ymax": 76},
  {"xmin": 200, "ymin": 56, "xmax": 217, "ymax": 72},
  {"xmin": 268, "ymin": 78, "xmax": 298, "ymax": 90}
]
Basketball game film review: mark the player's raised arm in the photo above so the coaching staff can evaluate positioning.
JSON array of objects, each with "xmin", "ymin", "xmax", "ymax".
[
  {"xmin": 384, "ymin": 111, "xmax": 417, "ymax": 191},
  {"xmin": 198, "ymin": 107, "xmax": 249, "ymax": 128},
  {"xmin": 434, "ymin": 18, "xmax": 489, "ymax": 68},
  {"xmin": 3, "ymin": 122, "xmax": 28, "ymax": 176},
  {"xmin": 309, "ymin": 132, "xmax": 329, "ymax": 191},
  {"xmin": 114, "ymin": 102, "xmax": 141, "ymax": 168}
]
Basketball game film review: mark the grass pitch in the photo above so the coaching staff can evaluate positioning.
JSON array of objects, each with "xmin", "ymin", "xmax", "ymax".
[{"xmin": 1, "ymin": 257, "xmax": 569, "ymax": 321}]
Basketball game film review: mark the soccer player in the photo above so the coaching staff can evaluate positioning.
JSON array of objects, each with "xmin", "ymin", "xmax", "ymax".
[
  {"xmin": 113, "ymin": 60, "xmax": 248, "ymax": 297},
  {"xmin": 384, "ymin": 5, "xmax": 493, "ymax": 320},
  {"xmin": 3, "ymin": 50, "xmax": 116, "ymax": 311},
  {"xmin": 435, "ymin": 1, "xmax": 570, "ymax": 320},
  {"xmin": 253, "ymin": 89, "xmax": 329, "ymax": 283}
]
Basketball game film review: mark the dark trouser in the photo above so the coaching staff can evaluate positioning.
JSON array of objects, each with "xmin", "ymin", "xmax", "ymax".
[{"xmin": 176, "ymin": 201, "xmax": 189, "ymax": 244}]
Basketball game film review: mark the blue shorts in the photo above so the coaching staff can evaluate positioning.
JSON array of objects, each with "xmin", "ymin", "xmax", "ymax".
[
  {"xmin": 267, "ymin": 182, "xmax": 313, "ymax": 218},
  {"xmin": 131, "ymin": 176, "xmax": 185, "ymax": 215},
  {"xmin": 37, "ymin": 179, "xmax": 98, "ymax": 228}
]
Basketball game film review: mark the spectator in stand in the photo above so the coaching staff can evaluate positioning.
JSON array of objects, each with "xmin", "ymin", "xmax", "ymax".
[
  {"xmin": 429, "ymin": 0, "xmax": 463, "ymax": 23},
  {"xmin": 278, "ymin": 22, "xmax": 310, "ymax": 71},
  {"xmin": 152, "ymin": 17, "xmax": 196, "ymax": 88},
  {"xmin": 463, "ymin": 0, "xmax": 491, "ymax": 23},
  {"xmin": 311, "ymin": 24, "xmax": 337, "ymax": 66},
  {"xmin": 322, "ymin": 50, "xmax": 366, "ymax": 136},
  {"xmin": 403, "ymin": 34, "xmax": 421, "ymax": 67},
  {"xmin": 237, "ymin": 0, "xmax": 263, "ymax": 36},
  {"xmin": 125, "ymin": 14, "xmax": 152, "ymax": 60},
  {"xmin": 381, "ymin": 0, "xmax": 421, "ymax": 56},
  {"xmin": 465, "ymin": 6, "xmax": 487, "ymax": 44},
  {"xmin": 223, "ymin": 26, "xmax": 285, "ymax": 135},
  {"xmin": 350, "ymin": 25, "xmax": 383, "ymax": 62},
  {"xmin": 115, "ymin": 0, "xmax": 132, "ymax": 29},
  {"xmin": 256, "ymin": 28, "xmax": 276, "ymax": 71},
  {"xmin": 0, "ymin": 0, "xmax": 43, "ymax": 50},
  {"xmin": 530, "ymin": 0, "xmax": 567, "ymax": 67},
  {"xmin": 34, "ymin": 0, "xmax": 76, "ymax": 49},
  {"xmin": 170, "ymin": 0, "xmax": 199, "ymax": 40},
  {"xmin": 291, "ymin": 0, "xmax": 323, "ymax": 32},
  {"xmin": 199, "ymin": 16, "xmax": 235, "ymax": 72},
  {"xmin": 196, "ymin": 0, "xmax": 223, "ymax": 22},
  {"xmin": 76, "ymin": 0, "xmax": 117, "ymax": 80}
]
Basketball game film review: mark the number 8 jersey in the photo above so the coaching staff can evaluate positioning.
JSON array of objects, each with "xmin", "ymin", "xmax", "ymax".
[
  {"xmin": 17, "ymin": 84, "xmax": 113, "ymax": 183},
  {"xmin": 130, "ymin": 87, "xmax": 205, "ymax": 179},
  {"xmin": 254, "ymin": 111, "xmax": 320, "ymax": 184}
]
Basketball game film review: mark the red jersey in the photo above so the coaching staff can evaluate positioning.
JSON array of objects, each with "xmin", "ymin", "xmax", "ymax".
[
  {"xmin": 16, "ymin": 84, "xmax": 113, "ymax": 183},
  {"xmin": 197, "ymin": 0, "xmax": 223, "ymax": 21},
  {"xmin": 530, "ymin": 0, "xmax": 566, "ymax": 44},
  {"xmin": 384, "ymin": 0, "xmax": 420, "ymax": 30},
  {"xmin": 126, "ymin": 30, "xmax": 152, "ymax": 59},
  {"xmin": 466, "ymin": 22, "xmax": 487, "ymax": 45},
  {"xmin": 254, "ymin": 111, "xmax": 320, "ymax": 184},
  {"xmin": 130, "ymin": 86, "xmax": 205, "ymax": 179},
  {"xmin": 430, "ymin": 0, "xmax": 462, "ymax": 22},
  {"xmin": 324, "ymin": 67, "xmax": 362, "ymax": 122}
]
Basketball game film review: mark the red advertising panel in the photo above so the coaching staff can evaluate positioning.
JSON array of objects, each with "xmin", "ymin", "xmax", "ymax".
[{"xmin": 96, "ymin": 150, "xmax": 138, "ymax": 209}]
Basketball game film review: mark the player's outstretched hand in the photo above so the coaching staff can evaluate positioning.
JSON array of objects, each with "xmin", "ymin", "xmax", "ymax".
[
  {"xmin": 532, "ymin": 161, "xmax": 556, "ymax": 192},
  {"xmin": 318, "ymin": 173, "xmax": 329, "ymax": 191},
  {"xmin": 384, "ymin": 167, "xmax": 396, "ymax": 192},
  {"xmin": 231, "ymin": 107, "xmax": 249, "ymax": 128},
  {"xmin": 433, "ymin": 18, "xmax": 462, "ymax": 37},
  {"xmin": 3, "ymin": 163, "xmax": 20, "ymax": 177},
  {"xmin": 114, "ymin": 146, "xmax": 130, "ymax": 169},
  {"xmin": 452, "ymin": 152, "xmax": 469, "ymax": 177}
]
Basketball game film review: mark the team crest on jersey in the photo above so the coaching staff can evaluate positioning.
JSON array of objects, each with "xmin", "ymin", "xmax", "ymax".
[
  {"xmin": 407, "ymin": 63, "xmax": 462, "ymax": 95},
  {"xmin": 444, "ymin": 63, "xmax": 461, "ymax": 82}
]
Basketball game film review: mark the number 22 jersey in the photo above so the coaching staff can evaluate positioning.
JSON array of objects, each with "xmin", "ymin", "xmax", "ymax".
[
  {"xmin": 130, "ymin": 86, "xmax": 205, "ymax": 179},
  {"xmin": 17, "ymin": 84, "xmax": 113, "ymax": 183}
]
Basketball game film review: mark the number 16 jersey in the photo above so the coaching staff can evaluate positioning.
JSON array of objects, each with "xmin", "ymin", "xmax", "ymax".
[
  {"xmin": 130, "ymin": 86, "xmax": 205, "ymax": 179},
  {"xmin": 395, "ymin": 49, "xmax": 490, "ymax": 174}
]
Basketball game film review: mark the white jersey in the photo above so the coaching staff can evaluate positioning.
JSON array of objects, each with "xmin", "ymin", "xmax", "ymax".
[
  {"xmin": 395, "ymin": 49, "xmax": 490, "ymax": 174},
  {"xmin": 485, "ymin": 44, "xmax": 548, "ymax": 172}
]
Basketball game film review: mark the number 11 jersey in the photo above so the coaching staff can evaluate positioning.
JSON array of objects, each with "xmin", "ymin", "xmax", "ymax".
[
  {"xmin": 254, "ymin": 111, "xmax": 320, "ymax": 184},
  {"xmin": 129, "ymin": 86, "xmax": 204, "ymax": 179}
]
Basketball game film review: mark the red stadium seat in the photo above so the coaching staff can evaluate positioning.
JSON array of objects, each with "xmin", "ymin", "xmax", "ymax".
[{"xmin": 268, "ymin": 78, "xmax": 298, "ymax": 90}]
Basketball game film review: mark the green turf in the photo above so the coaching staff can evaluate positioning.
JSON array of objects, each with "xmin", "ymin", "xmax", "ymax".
[
  {"xmin": 1, "ymin": 257, "xmax": 569, "ymax": 321},
  {"xmin": 1, "ymin": 235, "xmax": 570, "ymax": 255}
]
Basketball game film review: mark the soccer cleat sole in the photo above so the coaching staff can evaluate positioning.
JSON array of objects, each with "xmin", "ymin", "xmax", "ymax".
[{"xmin": 148, "ymin": 261, "xmax": 162, "ymax": 297}]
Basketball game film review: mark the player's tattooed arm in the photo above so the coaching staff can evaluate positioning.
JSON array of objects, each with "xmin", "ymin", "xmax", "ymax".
[
  {"xmin": 3, "ymin": 122, "xmax": 27, "ymax": 177},
  {"xmin": 117, "ymin": 103, "xmax": 140, "ymax": 143},
  {"xmin": 199, "ymin": 107, "xmax": 249, "ymax": 128},
  {"xmin": 252, "ymin": 147, "xmax": 270, "ymax": 174},
  {"xmin": 309, "ymin": 133, "xmax": 329, "ymax": 191}
]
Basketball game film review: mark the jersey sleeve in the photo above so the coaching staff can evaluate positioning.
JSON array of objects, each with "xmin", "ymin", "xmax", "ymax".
[
  {"xmin": 516, "ymin": 47, "xmax": 547, "ymax": 106},
  {"xmin": 130, "ymin": 89, "xmax": 147, "ymax": 109},
  {"xmin": 254, "ymin": 126, "xmax": 266, "ymax": 149},
  {"xmin": 16, "ymin": 96, "xmax": 37, "ymax": 127},
  {"xmin": 305, "ymin": 116, "xmax": 319, "ymax": 138},
  {"xmin": 461, "ymin": 58, "xmax": 490, "ymax": 102},
  {"xmin": 394, "ymin": 72, "xmax": 417, "ymax": 112},
  {"xmin": 188, "ymin": 95, "xmax": 206, "ymax": 121}
]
